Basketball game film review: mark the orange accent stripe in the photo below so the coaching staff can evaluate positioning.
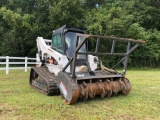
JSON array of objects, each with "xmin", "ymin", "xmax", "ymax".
[{"xmin": 48, "ymin": 49, "xmax": 54, "ymax": 53}]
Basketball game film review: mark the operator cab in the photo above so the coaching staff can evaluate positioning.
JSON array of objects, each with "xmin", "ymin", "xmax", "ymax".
[
  {"xmin": 65, "ymin": 32, "xmax": 86, "ymax": 59},
  {"xmin": 51, "ymin": 25, "xmax": 89, "ymax": 73},
  {"xmin": 51, "ymin": 25, "xmax": 86, "ymax": 59}
]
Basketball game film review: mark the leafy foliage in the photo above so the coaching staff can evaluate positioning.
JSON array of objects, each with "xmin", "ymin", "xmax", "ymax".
[{"xmin": 0, "ymin": 0, "xmax": 160, "ymax": 67}]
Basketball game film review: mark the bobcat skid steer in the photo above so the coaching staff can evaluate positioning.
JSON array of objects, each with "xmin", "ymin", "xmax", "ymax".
[{"xmin": 30, "ymin": 25, "xmax": 145, "ymax": 104}]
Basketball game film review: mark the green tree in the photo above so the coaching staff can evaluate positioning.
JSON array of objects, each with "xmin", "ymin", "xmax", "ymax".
[{"xmin": 0, "ymin": 0, "xmax": 160, "ymax": 67}]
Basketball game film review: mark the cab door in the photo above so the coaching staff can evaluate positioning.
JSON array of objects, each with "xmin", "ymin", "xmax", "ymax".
[{"xmin": 52, "ymin": 34, "xmax": 63, "ymax": 54}]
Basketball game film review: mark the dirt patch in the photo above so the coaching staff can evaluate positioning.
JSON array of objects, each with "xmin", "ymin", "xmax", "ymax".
[
  {"xmin": 113, "ymin": 115, "xmax": 137, "ymax": 120},
  {"xmin": 0, "ymin": 78, "xmax": 13, "ymax": 80},
  {"xmin": 60, "ymin": 110, "xmax": 78, "ymax": 120},
  {"xmin": 0, "ymin": 90, "xmax": 18, "ymax": 94},
  {"xmin": 0, "ymin": 110, "xmax": 2, "ymax": 115},
  {"xmin": 0, "ymin": 76, "xmax": 28, "ymax": 81},
  {"xmin": 0, "ymin": 105, "xmax": 18, "ymax": 116},
  {"xmin": 0, "ymin": 109, "xmax": 18, "ymax": 118},
  {"xmin": 0, "ymin": 103, "xmax": 19, "ymax": 116}
]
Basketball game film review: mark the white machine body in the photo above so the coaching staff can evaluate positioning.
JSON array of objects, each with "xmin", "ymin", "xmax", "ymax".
[{"xmin": 36, "ymin": 37, "xmax": 98, "ymax": 76}]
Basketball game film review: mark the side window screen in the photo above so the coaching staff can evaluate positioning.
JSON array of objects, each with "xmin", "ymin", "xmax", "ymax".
[{"xmin": 52, "ymin": 34, "xmax": 63, "ymax": 54}]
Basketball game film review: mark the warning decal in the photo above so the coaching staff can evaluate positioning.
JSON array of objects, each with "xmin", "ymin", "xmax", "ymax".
[{"xmin": 60, "ymin": 82, "xmax": 67, "ymax": 97}]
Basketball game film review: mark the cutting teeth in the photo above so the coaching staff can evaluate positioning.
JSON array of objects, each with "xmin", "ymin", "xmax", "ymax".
[
  {"xmin": 79, "ymin": 85, "xmax": 85, "ymax": 98},
  {"xmin": 88, "ymin": 86, "xmax": 95, "ymax": 98},
  {"xmin": 77, "ymin": 78, "xmax": 131, "ymax": 102}
]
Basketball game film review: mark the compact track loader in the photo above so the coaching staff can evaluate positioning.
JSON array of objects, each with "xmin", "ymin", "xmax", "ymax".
[{"xmin": 30, "ymin": 25, "xmax": 145, "ymax": 104}]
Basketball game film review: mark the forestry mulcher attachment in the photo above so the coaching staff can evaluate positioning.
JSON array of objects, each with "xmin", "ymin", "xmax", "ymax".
[{"xmin": 30, "ymin": 25, "xmax": 145, "ymax": 104}]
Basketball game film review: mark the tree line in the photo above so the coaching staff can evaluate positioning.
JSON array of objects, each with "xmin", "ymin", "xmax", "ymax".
[{"xmin": 0, "ymin": 0, "xmax": 160, "ymax": 68}]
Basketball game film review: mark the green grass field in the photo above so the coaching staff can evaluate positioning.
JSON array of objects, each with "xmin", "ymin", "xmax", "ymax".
[{"xmin": 0, "ymin": 69, "xmax": 160, "ymax": 120}]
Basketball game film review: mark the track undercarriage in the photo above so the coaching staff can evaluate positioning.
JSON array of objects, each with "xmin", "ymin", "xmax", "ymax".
[{"xmin": 29, "ymin": 67, "xmax": 60, "ymax": 96}]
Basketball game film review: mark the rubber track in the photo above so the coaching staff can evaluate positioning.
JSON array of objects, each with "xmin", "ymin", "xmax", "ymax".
[{"xmin": 30, "ymin": 67, "xmax": 60, "ymax": 96}]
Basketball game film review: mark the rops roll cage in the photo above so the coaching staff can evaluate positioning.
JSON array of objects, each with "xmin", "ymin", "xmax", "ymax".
[{"xmin": 63, "ymin": 33, "xmax": 145, "ymax": 78}]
